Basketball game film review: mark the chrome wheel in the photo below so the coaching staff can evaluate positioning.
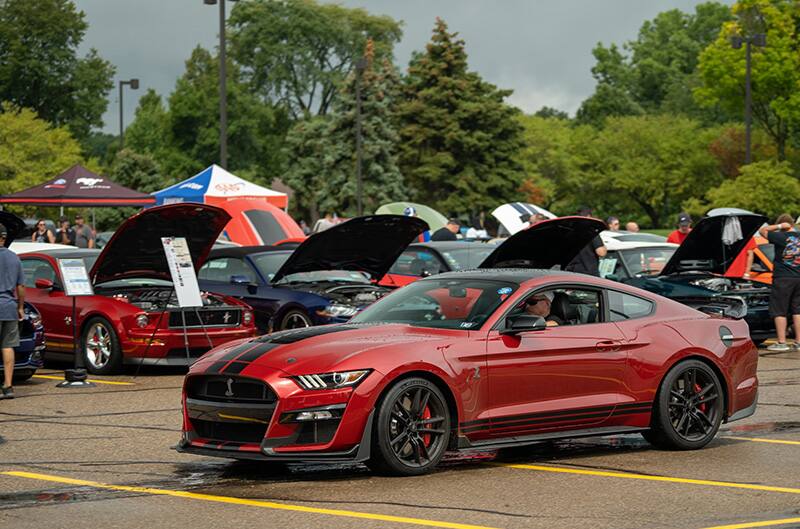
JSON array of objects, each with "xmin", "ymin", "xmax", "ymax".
[
  {"xmin": 281, "ymin": 311, "xmax": 311, "ymax": 330},
  {"xmin": 85, "ymin": 322, "xmax": 112, "ymax": 369}
]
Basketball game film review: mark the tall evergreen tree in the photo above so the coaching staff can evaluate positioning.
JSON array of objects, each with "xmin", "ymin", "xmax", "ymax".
[{"xmin": 397, "ymin": 18, "xmax": 525, "ymax": 215}]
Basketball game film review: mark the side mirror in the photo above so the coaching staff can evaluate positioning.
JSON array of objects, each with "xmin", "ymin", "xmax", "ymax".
[
  {"xmin": 35, "ymin": 278, "xmax": 54, "ymax": 289},
  {"xmin": 500, "ymin": 314, "xmax": 547, "ymax": 335},
  {"xmin": 229, "ymin": 274, "xmax": 250, "ymax": 285}
]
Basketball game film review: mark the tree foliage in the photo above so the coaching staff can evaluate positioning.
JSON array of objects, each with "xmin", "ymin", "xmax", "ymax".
[
  {"xmin": 397, "ymin": 18, "xmax": 525, "ymax": 215},
  {"xmin": 705, "ymin": 160, "xmax": 800, "ymax": 219},
  {"xmin": 93, "ymin": 149, "xmax": 163, "ymax": 230},
  {"xmin": 229, "ymin": 0, "xmax": 402, "ymax": 119},
  {"xmin": 0, "ymin": 0, "xmax": 114, "ymax": 141}
]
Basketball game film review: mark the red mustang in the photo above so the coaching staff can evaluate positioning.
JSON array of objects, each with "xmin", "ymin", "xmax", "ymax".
[
  {"xmin": 177, "ymin": 217, "xmax": 758, "ymax": 475},
  {"xmin": 19, "ymin": 204, "xmax": 256, "ymax": 375}
]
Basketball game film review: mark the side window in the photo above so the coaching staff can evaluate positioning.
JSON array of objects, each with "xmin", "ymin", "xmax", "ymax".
[
  {"xmin": 608, "ymin": 290, "xmax": 654, "ymax": 321},
  {"xmin": 516, "ymin": 287, "xmax": 601, "ymax": 326},
  {"xmin": 198, "ymin": 258, "xmax": 256, "ymax": 283},
  {"xmin": 389, "ymin": 249, "xmax": 445, "ymax": 277},
  {"xmin": 21, "ymin": 259, "xmax": 56, "ymax": 288}
]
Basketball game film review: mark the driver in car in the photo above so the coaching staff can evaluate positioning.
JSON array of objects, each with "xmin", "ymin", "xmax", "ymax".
[{"xmin": 524, "ymin": 291, "xmax": 563, "ymax": 327}]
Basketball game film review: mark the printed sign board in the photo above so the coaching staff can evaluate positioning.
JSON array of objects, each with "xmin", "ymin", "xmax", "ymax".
[
  {"xmin": 57, "ymin": 259, "xmax": 94, "ymax": 296},
  {"xmin": 161, "ymin": 237, "xmax": 203, "ymax": 308}
]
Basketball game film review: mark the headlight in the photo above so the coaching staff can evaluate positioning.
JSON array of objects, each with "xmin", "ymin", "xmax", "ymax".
[
  {"xmin": 293, "ymin": 369, "xmax": 371, "ymax": 390},
  {"xmin": 24, "ymin": 306, "xmax": 42, "ymax": 327},
  {"xmin": 136, "ymin": 314, "xmax": 149, "ymax": 328},
  {"xmin": 317, "ymin": 303, "xmax": 359, "ymax": 318},
  {"xmin": 243, "ymin": 311, "xmax": 253, "ymax": 325}
]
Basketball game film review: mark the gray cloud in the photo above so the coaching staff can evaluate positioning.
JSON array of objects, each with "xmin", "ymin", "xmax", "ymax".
[{"xmin": 73, "ymin": 0, "xmax": 727, "ymax": 134}]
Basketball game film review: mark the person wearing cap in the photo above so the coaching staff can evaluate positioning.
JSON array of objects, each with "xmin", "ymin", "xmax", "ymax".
[
  {"xmin": 0, "ymin": 225, "xmax": 24, "ymax": 399},
  {"xmin": 73, "ymin": 214, "xmax": 94, "ymax": 248},
  {"xmin": 759, "ymin": 214, "xmax": 800, "ymax": 351},
  {"xmin": 55, "ymin": 216, "xmax": 75, "ymax": 246},
  {"xmin": 431, "ymin": 219, "xmax": 461, "ymax": 241},
  {"xmin": 667, "ymin": 212, "xmax": 693, "ymax": 244},
  {"xmin": 524, "ymin": 291, "xmax": 562, "ymax": 326}
]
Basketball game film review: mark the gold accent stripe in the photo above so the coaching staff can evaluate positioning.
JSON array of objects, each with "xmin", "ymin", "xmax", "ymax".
[
  {"xmin": 31, "ymin": 375, "xmax": 134, "ymax": 386},
  {"xmin": 700, "ymin": 517, "xmax": 800, "ymax": 529},
  {"xmin": 727, "ymin": 436, "xmax": 800, "ymax": 446},
  {"xmin": 1, "ymin": 471, "xmax": 501, "ymax": 529}
]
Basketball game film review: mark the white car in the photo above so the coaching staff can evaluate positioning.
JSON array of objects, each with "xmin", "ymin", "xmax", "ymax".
[
  {"xmin": 599, "ymin": 230, "xmax": 677, "ymax": 280},
  {"xmin": 9, "ymin": 241, "xmax": 72, "ymax": 254}
]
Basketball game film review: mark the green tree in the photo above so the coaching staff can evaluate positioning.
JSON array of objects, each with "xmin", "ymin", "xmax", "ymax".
[
  {"xmin": 705, "ymin": 160, "xmax": 800, "ymax": 219},
  {"xmin": 125, "ymin": 89, "xmax": 170, "ymax": 158},
  {"xmin": 93, "ymin": 149, "xmax": 163, "ymax": 230},
  {"xmin": 696, "ymin": 0, "xmax": 800, "ymax": 160},
  {"xmin": 229, "ymin": 0, "xmax": 402, "ymax": 119},
  {"xmin": 282, "ymin": 115, "xmax": 329, "ymax": 220},
  {"xmin": 0, "ymin": 0, "xmax": 115, "ymax": 141},
  {"xmin": 397, "ymin": 18, "xmax": 525, "ymax": 215}
]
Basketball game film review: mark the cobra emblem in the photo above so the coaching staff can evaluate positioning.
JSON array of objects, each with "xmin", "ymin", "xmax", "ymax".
[{"xmin": 225, "ymin": 378, "xmax": 234, "ymax": 397}]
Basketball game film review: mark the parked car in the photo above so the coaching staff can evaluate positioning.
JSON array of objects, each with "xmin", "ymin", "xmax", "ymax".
[
  {"xmin": 19, "ymin": 204, "xmax": 256, "ymax": 375},
  {"xmin": 0, "ymin": 212, "xmax": 46, "ymax": 382},
  {"xmin": 177, "ymin": 216, "xmax": 758, "ymax": 475},
  {"xmin": 380, "ymin": 241, "xmax": 498, "ymax": 288},
  {"xmin": 599, "ymin": 230, "xmax": 678, "ymax": 280},
  {"xmin": 624, "ymin": 213, "xmax": 773, "ymax": 343},
  {"xmin": 197, "ymin": 215, "xmax": 428, "ymax": 333}
]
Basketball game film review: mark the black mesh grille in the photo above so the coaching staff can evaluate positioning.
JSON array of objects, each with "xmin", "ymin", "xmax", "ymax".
[
  {"xmin": 191, "ymin": 419, "xmax": 267, "ymax": 444},
  {"xmin": 186, "ymin": 376, "xmax": 276, "ymax": 404},
  {"xmin": 169, "ymin": 309, "xmax": 240, "ymax": 328}
]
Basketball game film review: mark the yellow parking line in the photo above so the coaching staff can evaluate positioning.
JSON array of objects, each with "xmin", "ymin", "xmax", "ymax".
[
  {"xmin": 499, "ymin": 464, "xmax": 800, "ymax": 495},
  {"xmin": 32, "ymin": 374, "xmax": 134, "ymax": 386},
  {"xmin": 727, "ymin": 436, "xmax": 800, "ymax": 446},
  {"xmin": 701, "ymin": 516, "xmax": 800, "ymax": 529},
  {"xmin": 2, "ymin": 471, "xmax": 500, "ymax": 529}
]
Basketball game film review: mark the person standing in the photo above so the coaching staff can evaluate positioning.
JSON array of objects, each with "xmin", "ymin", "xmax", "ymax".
[
  {"xmin": 55, "ymin": 216, "xmax": 75, "ymax": 246},
  {"xmin": 73, "ymin": 214, "xmax": 94, "ymax": 248},
  {"xmin": 431, "ymin": 219, "xmax": 461, "ymax": 241},
  {"xmin": 667, "ymin": 213, "xmax": 692, "ymax": 244},
  {"xmin": 0, "ymin": 225, "xmax": 25, "ymax": 399},
  {"xmin": 625, "ymin": 221, "xmax": 640, "ymax": 233},
  {"xmin": 30, "ymin": 219, "xmax": 55, "ymax": 243},
  {"xmin": 606, "ymin": 216, "xmax": 620, "ymax": 231},
  {"xmin": 566, "ymin": 208, "xmax": 607, "ymax": 276},
  {"xmin": 759, "ymin": 214, "xmax": 800, "ymax": 351}
]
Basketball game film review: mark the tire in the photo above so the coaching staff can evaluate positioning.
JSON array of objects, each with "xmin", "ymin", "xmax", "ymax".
[
  {"xmin": 12, "ymin": 370, "xmax": 34, "ymax": 383},
  {"xmin": 644, "ymin": 359, "xmax": 724, "ymax": 450},
  {"xmin": 81, "ymin": 317, "xmax": 123, "ymax": 375},
  {"xmin": 367, "ymin": 377, "xmax": 451, "ymax": 476},
  {"xmin": 278, "ymin": 310, "xmax": 312, "ymax": 330}
]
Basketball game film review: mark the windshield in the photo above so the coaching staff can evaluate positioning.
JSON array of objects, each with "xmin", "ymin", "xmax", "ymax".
[
  {"xmin": 439, "ymin": 246, "xmax": 496, "ymax": 270},
  {"xmin": 351, "ymin": 278, "xmax": 517, "ymax": 329},
  {"xmin": 276, "ymin": 270, "xmax": 372, "ymax": 284},
  {"xmin": 619, "ymin": 247, "xmax": 676, "ymax": 276},
  {"xmin": 250, "ymin": 251, "xmax": 292, "ymax": 282}
]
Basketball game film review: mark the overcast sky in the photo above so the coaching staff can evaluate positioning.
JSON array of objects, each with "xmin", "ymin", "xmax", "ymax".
[{"xmin": 73, "ymin": 0, "xmax": 728, "ymax": 134}]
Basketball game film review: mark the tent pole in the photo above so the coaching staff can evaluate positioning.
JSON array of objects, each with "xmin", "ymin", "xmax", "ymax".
[
  {"xmin": 60, "ymin": 206, "xmax": 64, "ymax": 217},
  {"xmin": 92, "ymin": 209, "xmax": 95, "ymax": 232}
]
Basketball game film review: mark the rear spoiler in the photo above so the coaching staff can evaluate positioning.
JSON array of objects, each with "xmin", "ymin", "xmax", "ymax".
[{"xmin": 674, "ymin": 295, "xmax": 747, "ymax": 320}]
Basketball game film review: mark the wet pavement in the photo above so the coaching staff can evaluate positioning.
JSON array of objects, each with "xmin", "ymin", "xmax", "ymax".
[{"xmin": 2, "ymin": 352, "xmax": 800, "ymax": 529}]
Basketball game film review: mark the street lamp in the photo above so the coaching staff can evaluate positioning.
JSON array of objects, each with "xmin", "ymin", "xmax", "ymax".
[
  {"xmin": 118, "ymin": 78, "xmax": 139, "ymax": 149},
  {"xmin": 204, "ymin": 0, "xmax": 237, "ymax": 169},
  {"xmin": 731, "ymin": 18, "xmax": 766, "ymax": 164},
  {"xmin": 354, "ymin": 57, "xmax": 367, "ymax": 216}
]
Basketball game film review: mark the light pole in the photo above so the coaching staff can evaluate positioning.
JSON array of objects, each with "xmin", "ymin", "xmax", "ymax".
[
  {"xmin": 731, "ymin": 33, "xmax": 766, "ymax": 164},
  {"xmin": 204, "ymin": 0, "xmax": 237, "ymax": 169},
  {"xmin": 118, "ymin": 78, "xmax": 139, "ymax": 148},
  {"xmin": 354, "ymin": 58, "xmax": 367, "ymax": 216}
]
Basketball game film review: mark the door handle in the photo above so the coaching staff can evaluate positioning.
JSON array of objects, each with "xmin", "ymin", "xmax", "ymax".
[{"xmin": 595, "ymin": 340, "xmax": 619, "ymax": 352}]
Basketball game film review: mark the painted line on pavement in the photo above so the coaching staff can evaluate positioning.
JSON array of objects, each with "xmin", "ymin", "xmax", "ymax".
[
  {"xmin": 499, "ymin": 463, "xmax": 800, "ymax": 495},
  {"xmin": 2, "ymin": 471, "xmax": 501, "ymax": 529},
  {"xmin": 726, "ymin": 436, "xmax": 800, "ymax": 446},
  {"xmin": 700, "ymin": 516, "xmax": 800, "ymax": 529},
  {"xmin": 32, "ymin": 374, "xmax": 134, "ymax": 386}
]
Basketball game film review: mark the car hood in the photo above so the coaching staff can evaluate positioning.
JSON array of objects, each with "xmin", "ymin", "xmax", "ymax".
[
  {"xmin": 660, "ymin": 214, "xmax": 767, "ymax": 276},
  {"xmin": 271, "ymin": 215, "xmax": 428, "ymax": 283},
  {"xmin": 479, "ymin": 216, "xmax": 606, "ymax": 269},
  {"xmin": 92, "ymin": 203, "xmax": 231, "ymax": 284},
  {"xmin": 0, "ymin": 211, "xmax": 25, "ymax": 247},
  {"xmin": 197, "ymin": 324, "xmax": 454, "ymax": 374}
]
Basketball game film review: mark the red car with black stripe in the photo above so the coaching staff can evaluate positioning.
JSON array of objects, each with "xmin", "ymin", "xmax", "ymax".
[{"xmin": 178, "ymin": 217, "xmax": 759, "ymax": 475}]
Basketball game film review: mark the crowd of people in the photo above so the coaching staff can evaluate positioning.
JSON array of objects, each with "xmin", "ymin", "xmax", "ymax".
[{"xmin": 29, "ymin": 214, "xmax": 96, "ymax": 248}]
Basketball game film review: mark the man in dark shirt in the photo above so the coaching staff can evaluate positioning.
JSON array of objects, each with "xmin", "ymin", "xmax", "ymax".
[
  {"xmin": 565, "ymin": 208, "xmax": 607, "ymax": 276},
  {"xmin": 55, "ymin": 216, "xmax": 75, "ymax": 246},
  {"xmin": 759, "ymin": 214, "xmax": 800, "ymax": 351},
  {"xmin": 431, "ymin": 219, "xmax": 460, "ymax": 241}
]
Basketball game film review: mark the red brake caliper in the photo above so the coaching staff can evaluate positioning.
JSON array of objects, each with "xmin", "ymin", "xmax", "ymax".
[
  {"xmin": 422, "ymin": 406, "xmax": 432, "ymax": 446},
  {"xmin": 694, "ymin": 383, "xmax": 706, "ymax": 413}
]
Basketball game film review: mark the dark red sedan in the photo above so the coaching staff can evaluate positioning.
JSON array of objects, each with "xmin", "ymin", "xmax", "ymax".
[
  {"xmin": 177, "ymin": 217, "xmax": 758, "ymax": 475},
  {"xmin": 19, "ymin": 204, "xmax": 256, "ymax": 374}
]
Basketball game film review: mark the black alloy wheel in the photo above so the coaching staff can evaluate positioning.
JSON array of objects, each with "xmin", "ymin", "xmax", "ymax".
[
  {"xmin": 368, "ymin": 377, "xmax": 450, "ymax": 476},
  {"xmin": 644, "ymin": 359, "xmax": 723, "ymax": 450}
]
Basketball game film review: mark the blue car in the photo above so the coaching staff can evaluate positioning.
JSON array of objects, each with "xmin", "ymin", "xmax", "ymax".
[
  {"xmin": 0, "ymin": 211, "xmax": 46, "ymax": 382},
  {"xmin": 198, "ymin": 215, "xmax": 427, "ymax": 332}
]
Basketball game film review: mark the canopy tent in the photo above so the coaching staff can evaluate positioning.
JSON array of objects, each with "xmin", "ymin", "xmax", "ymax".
[
  {"xmin": 375, "ymin": 202, "xmax": 448, "ymax": 233},
  {"xmin": 492, "ymin": 202, "xmax": 556, "ymax": 236},
  {"xmin": 0, "ymin": 164, "xmax": 156, "ymax": 207},
  {"xmin": 152, "ymin": 165, "xmax": 288, "ymax": 209}
]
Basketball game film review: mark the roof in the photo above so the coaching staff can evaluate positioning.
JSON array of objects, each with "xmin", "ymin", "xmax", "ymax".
[
  {"xmin": 22, "ymin": 248, "xmax": 100, "ymax": 259},
  {"xmin": 428, "ymin": 268, "xmax": 584, "ymax": 283},
  {"xmin": 207, "ymin": 245, "xmax": 289, "ymax": 259}
]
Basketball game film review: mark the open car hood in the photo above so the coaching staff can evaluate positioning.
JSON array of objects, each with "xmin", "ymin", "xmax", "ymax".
[
  {"xmin": 660, "ymin": 213, "xmax": 767, "ymax": 276},
  {"xmin": 0, "ymin": 211, "xmax": 25, "ymax": 247},
  {"xmin": 479, "ymin": 216, "xmax": 606, "ymax": 269},
  {"xmin": 271, "ymin": 215, "xmax": 428, "ymax": 283},
  {"xmin": 91, "ymin": 204, "xmax": 231, "ymax": 284}
]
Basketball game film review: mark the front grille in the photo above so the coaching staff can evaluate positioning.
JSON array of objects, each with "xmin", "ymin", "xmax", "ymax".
[
  {"xmin": 187, "ymin": 375, "xmax": 277, "ymax": 404},
  {"xmin": 169, "ymin": 309, "xmax": 240, "ymax": 328},
  {"xmin": 191, "ymin": 419, "xmax": 267, "ymax": 444}
]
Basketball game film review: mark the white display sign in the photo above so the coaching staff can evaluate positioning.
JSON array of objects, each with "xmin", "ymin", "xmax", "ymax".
[
  {"xmin": 598, "ymin": 258, "xmax": 618, "ymax": 279},
  {"xmin": 58, "ymin": 259, "xmax": 94, "ymax": 296},
  {"xmin": 161, "ymin": 237, "xmax": 203, "ymax": 308}
]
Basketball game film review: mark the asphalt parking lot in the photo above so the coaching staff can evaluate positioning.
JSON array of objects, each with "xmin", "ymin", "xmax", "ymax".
[{"xmin": 2, "ymin": 349, "xmax": 800, "ymax": 529}]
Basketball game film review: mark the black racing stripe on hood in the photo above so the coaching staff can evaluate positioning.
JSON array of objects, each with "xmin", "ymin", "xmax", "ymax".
[
  {"xmin": 258, "ymin": 324, "xmax": 363, "ymax": 345},
  {"xmin": 205, "ymin": 361, "xmax": 229, "ymax": 375},
  {"xmin": 217, "ymin": 342, "xmax": 262, "ymax": 363},
  {"xmin": 219, "ymin": 361, "xmax": 248, "ymax": 375},
  {"xmin": 236, "ymin": 343, "xmax": 280, "ymax": 362}
]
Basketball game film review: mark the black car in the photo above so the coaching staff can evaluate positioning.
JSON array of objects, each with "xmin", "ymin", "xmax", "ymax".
[{"xmin": 624, "ymin": 213, "xmax": 773, "ymax": 342}]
